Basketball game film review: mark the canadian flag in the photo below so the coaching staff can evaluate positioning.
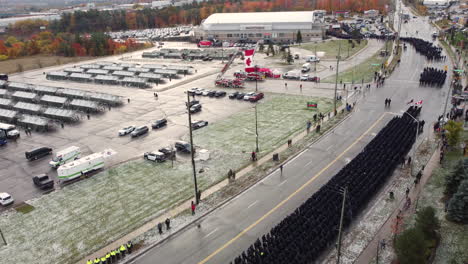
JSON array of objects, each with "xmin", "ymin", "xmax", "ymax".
[
  {"xmin": 415, "ymin": 100, "xmax": 423, "ymax": 105},
  {"xmin": 244, "ymin": 49, "xmax": 255, "ymax": 73}
]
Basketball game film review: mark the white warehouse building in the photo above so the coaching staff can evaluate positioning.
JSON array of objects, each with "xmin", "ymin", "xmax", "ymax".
[{"xmin": 196, "ymin": 11, "xmax": 325, "ymax": 43}]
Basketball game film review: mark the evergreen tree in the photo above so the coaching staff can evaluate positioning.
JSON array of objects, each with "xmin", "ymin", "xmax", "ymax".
[
  {"xmin": 445, "ymin": 120, "xmax": 463, "ymax": 147},
  {"xmin": 415, "ymin": 206, "xmax": 440, "ymax": 241},
  {"xmin": 395, "ymin": 228, "xmax": 428, "ymax": 264},
  {"xmin": 287, "ymin": 49, "xmax": 294, "ymax": 64},
  {"xmin": 447, "ymin": 178, "xmax": 468, "ymax": 223},
  {"xmin": 296, "ymin": 30, "xmax": 302, "ymax": 44},
  {"xmin": 444, "ymin": 159, "xmax": 468, "ymax": 198}
]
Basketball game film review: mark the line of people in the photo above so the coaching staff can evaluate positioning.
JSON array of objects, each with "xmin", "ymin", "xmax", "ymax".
[
  {"xmin": 87, "ymin": 241, "xmax": 133, "ymax": 264},
  {"xmin": 232, "ymin": 106, "xmax": 422, "ymax": 264},
  {"xmin": 419, "ymin": 67, "xmax": 447, "ymax": 87},
  {"xmin": 400, "ymin": 37, "xmax": 445, "ymax": 61}
]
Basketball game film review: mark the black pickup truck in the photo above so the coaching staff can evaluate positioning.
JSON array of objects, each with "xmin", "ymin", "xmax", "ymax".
[{"xmin": 33, "ymin": 174, "xmax": 54, "ymax": 190}]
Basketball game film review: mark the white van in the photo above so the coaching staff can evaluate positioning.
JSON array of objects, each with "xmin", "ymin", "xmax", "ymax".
[
  {"xmin": 0, "ymin": 122, "xmax": 20, "ymax": 139},
  {"xmin": 301, "ymin": 63, "xmax": 311, "ymax": 73},
  {"xmin": 305, "ymin": 55, "xmax": 320, "ymax": 62},
  {"xmin": 49, "ymin": 146, "xmax": 81, "ymax": 168}
]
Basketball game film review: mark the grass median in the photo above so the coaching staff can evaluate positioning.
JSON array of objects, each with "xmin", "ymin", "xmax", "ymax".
[
  {"xmin": 0, "ymin": 93, "xmax": 334, "ymax": 264},
  {"xmin": 299, "ymin": 39, "xmax": 368, "ymax": 60}
]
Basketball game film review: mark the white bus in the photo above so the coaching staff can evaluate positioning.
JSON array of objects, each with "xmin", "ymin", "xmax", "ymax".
[{"xmin": 0, "ymin": 122, "xmax": 20, "ymax": 139}]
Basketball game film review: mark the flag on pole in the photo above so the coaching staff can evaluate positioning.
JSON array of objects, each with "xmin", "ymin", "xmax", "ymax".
[
  {"xmin": 244, "ymin": 49, "xmax": 255, "ymax": 73},
  {"xmin": 406, "ymin": 99, "xmax": 414, "ymax": 104},
  {"xmin": 307, "ymin": 102, "xmax": 318, "ymax": 108},
  {"xmin": 415, "ymin": 100, "xmax": 423, "ymax": 105}
]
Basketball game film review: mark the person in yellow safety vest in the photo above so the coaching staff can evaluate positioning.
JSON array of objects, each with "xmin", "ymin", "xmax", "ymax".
[
  {"xmin": 120, "ymin": 244, "xmax": 127, "ymax": 257},
  {"xmin": 127, "ymin": 241, "xmax": 133, "ymax": 254},
  {"xmin": 110, "ymin": 250, "xmax": 116, "ymax": 262},
  {"xmin": 105, "ymin": 252, "xmax": 111, "ymax": 263},
  {"xmin": 94, "ymin": 258, "xmax": 100, "ymax": 264},
  {"xmin": 100, "ymin": 256, "xmax": 106, "ymax": 264},
  {"xmin": 87, "ymin": 260, "xmax": 92, "ymax": 264},
  {"xmin": 115, "ymin": 248, "xmax": 121, "ymax": 260}
]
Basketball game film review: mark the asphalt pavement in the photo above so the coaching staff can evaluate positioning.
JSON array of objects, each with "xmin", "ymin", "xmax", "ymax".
[{"xmin": 132, "ymin": 8, "xmax": 452, "ymax": 264}]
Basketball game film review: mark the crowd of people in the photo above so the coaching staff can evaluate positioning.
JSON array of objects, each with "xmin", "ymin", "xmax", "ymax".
[
  {"xmin": 87, "ymin": 241, "xmax": 133, "ymax": 264},
  {"xmin": 231, "ymin": 106, "xmax": 422, "ymax": 264},
  {"xmin": 419, "ymin": 67, "xmax": 447, "ymax": 87},
  {"xmin": 400, "ymin": 37, "xmax": 445, "ymax": 61}
]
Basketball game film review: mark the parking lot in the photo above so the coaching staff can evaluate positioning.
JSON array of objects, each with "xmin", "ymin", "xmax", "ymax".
[{"xmin": 0, "ymin": 40, "xmax": 344, "ymax": 212}]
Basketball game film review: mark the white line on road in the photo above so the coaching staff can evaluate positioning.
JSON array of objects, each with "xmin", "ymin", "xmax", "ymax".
[
  {"xmin": 326, "ymin": 145, "xmax": 333, "ymax": 151},
  {"xmin": 204, "ymin": 228, "xmax": 218, "ymax": 238},
  {"xmin": 247, "ymin": 200, "xmax": 259, "ymax": 209},
  {"xmin": 279, "ymin": 180, "xmax": 287, "ymax": 186},
  {"xmin": 305, "ymin": 160, "xmax": 313, "ymax": 167}
]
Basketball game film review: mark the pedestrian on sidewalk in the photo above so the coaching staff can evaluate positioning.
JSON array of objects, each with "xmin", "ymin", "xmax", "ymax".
[
  {"xmin": 165, "ymin": 218, "xmax": 171, "ymax": 230},
  {"xmin": 306, "ymin": 120, "xmax": 312, "ymax": 134},
  {"xmin": 380, "ymin": 239, "xmax": 386, "ymax": 250},
  {"xmin": 285, "ymin": 82, "xmax": 288, "ymax": 89},
  {"xmin": 251, "ymin": 151, "xmax": 257, "ymax": 161},
  {"xmin": 407, "ymin": 156, "xmax": 412, "ymax": 167},
  {"xmin": 405, "ymin": 187, "xmax": 410, "ymax": 197},
  {"xmin": 280, "ymin": 164, "xmax": 283, "ymax": 176},
  {"xmin": 385, "ymin": 98, "xmax": 388, "ymax": 107},
  {"xmin": 191, "ymin": 201, "xmax": 196, "ymax": 215},
  {"xmin": 158, "ymin": 222, "xmax": 163, "ymax": 234},
  {"xmin": 300, "ymin": 84, "xmax": 302, "ymax": 92}
]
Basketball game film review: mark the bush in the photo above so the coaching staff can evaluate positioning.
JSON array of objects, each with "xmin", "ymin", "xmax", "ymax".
[
  {"xmin": 395, "ymin": 227, "xmax": 428, "ymax": 264},
  {"xmin": 447, "ymin": 178, "xmax": 468, "ymax": 223},
  {"xmin": 415, "ymin": 206, "xmax": 440, "ymax": 241},
  {"xmin": 444, "ymin": 159, "xmax": 468, "ymax": 198}
]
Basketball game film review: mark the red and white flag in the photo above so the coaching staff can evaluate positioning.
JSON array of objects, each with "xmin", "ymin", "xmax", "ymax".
[
  {"xmin": 244, "ymin": 49, "xmax": 255, "ymax": 72},
  {"xmin": 415, "ymin": 100, "xmax": 423, "ymax": 105}
]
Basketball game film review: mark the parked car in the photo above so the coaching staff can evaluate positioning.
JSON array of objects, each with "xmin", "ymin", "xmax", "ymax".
[
  {"xmin": 243, "ymin": 92, "xmax": 256, "ymax": 101},
  {"xmin": 159, "ymin": 147, "xmax": 175, "ymax": 157},
  {"xmin": 186, "ymin": 100, "xmax": 200, "ymax": 107},
  {"xmin": 25, "ymin": 147, "xmax": 53, "ymax": 161},
  {"xmin": 300, "ymin": 75, "xmax": 309, "ymax": 81},
  {"xmin": 0, "ymin": 138, "xmax": 6, "ymax": 146},
  {"xmin": 215, "ymin": 91, "xmax": 226, "ymax": 97},
  {"xmin": 249, "ymin": 93, "xmax": 264, "ymax": 102},
  {"xmin": 202, "ymin": 56, "xmax": 213, "ymax": 61},
  {"xmin": 201, "ymin": 90, "xmax": 210, "ymax": 96},
  {"xmin": 189, "ymin": 104, "xmax": 202, "ymax": 113},
  {"xmin": 0, "ymin": 192, "xmax": 13, "ymax": 206},
  {"xmin": 229, "ymin": 91, "xmax": 239, "ymax": 99},
  {"xmin": 207, "ymin": 90, "xmax": 216, "ymax": 97},
  {"xmin": 0, "ymin": 73, "xmax": 8, "ymax": 81},
  {"xmin": 192, "ymin": 120, "xmax": 209, "ymax": 130},
  {"xmin": 188, "ymin": 88, "xmax": 199, "ymax": 95},
  {"xmin": 195, "ymin": 89, "xmax": 204, "ymax": 95},
  {"xmin": 175, "ymin": 140, "xmax": 191, "ymax": 153},
  {"xmin": 118, "ymin": 125, "xmax": 136, "ymax": 136},
  {"xmin": 236, "ymin": 92, "xmax": 246, "ymax": 100},
  {"xmin": 144, "ymin": 151, "xmax": 167, "ymax": 162},
  {"xmin": 33, "ymin": 174, "xmax": 54, "ymax": 190},
  {"xmin": 131, "ymin": 126, "xmax": 149, "ymax": 137},
  {"xmin": 152, "ymin": 118, "xmax": 167, "ymax": 129}
]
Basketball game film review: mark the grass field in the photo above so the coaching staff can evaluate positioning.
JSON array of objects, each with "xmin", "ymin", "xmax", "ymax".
[
  {"xmin": 0, "ymin": 94, "xmax": 334, "ymax": 264},
  {"xmin": 0, "ymin": 55, "xmax": 95, "ymax": 74},
  {"xmin": 322, "ymin": 41, "xmax": 392, "ymax": 84},
  {"xmin": 300, "ymin": 39, "xmax": 368, "ymax": 60}
]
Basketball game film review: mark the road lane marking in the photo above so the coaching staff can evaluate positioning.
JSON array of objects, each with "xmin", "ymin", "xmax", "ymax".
[
  {"xmin": 203, "ymin": 228, "xmax": 218, "ymax": 239},
  {"xmin": 278, "ymin": 180, "xmax": 287, "ymax": 186},
  {"xmin": 305, "ymin": 160, "xmax": 313, "ymax": 167},
  {"xmin": 247, "ymin": 201, "xmax": 258, "ymax": 209},
  {"xmin": 326, "ymin": 145, "xmax": 333, "ymax": 151},
  {"xmin": 198, "ymin": 113, "xmax": 387, "ymax": 264}
]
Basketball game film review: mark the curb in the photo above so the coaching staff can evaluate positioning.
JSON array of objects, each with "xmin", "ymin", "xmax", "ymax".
[{"xmin": 122, "ymin": 106, "xmax": 355, "ymax": 264}]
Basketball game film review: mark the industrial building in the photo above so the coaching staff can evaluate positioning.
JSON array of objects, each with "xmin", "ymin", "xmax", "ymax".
[{"xmin": 196, "ymin": 11, "xmax": 325, "ymax": 43}]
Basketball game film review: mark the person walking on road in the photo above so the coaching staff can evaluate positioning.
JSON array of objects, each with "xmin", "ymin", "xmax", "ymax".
[
  {"xmin": 191, "ymin": 201, "xmax": 196, "ymax": 215},
  {"xmin": 251, "ymin": 151, "xmax": 257, "ymax": 161},
  {"xmin": 280, "ymin": 164, "xmax": 284, "ymax": 176}
]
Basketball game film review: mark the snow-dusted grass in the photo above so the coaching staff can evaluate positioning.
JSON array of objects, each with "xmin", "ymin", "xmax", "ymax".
[{"xmin": 0, "ymin": 93, "xmax": 333, "ymax": 264}]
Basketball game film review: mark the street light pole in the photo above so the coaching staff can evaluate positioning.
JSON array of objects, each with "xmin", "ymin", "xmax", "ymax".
[
  {"xmin": 334, "ymin": 43, "xmax": 342, "ymax": 116},
  {"xmin": 255, "ymin": 105, "xmax": 259, "ymax": 153},
  {"xmin": 0, "ymin": 226, "xmax": 7, "ymax": 246},
  {"xmin": 187, "ymin": 92, "xmax": 199, "ymax": 204},
  {"xmin": 336, "ymin": 186, "xmax": 347, "ymax": 264},
  {"xmin": 314, "ymin": 43, "xmax": 317, "ymax": 73}
]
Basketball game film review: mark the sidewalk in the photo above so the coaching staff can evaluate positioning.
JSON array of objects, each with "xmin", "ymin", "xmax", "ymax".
[
  {"xmin": 354, "ymin": 147, "xmax": 440, "ymax": 264},
  {"xmin": 78, "ymin": 96, "xmax": 354, "ymax": 264}
]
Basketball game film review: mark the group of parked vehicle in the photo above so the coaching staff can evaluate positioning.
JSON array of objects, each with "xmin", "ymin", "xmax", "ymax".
[
  {"xmin": 228, "ymin": 91, "xmax": 264, "ymax": 102},
  {"xmin": 118, "ymin": 118, "xmax": 168, "ymax": 138}
]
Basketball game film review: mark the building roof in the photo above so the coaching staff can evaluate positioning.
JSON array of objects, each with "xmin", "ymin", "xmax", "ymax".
[{"xmin": 203, "ymin": 11, "xmax": 316, "ymax": 25}]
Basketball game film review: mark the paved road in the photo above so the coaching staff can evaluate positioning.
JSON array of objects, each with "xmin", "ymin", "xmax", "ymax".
[{"xmin": 133, "ymin": 8, "xmax": 452, "ymax": 264}]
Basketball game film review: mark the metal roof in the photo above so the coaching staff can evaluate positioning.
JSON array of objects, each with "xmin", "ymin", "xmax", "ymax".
[
  {"xmin": 40, "ymin": 95, "xmax": 68, "ymax": 105},
  {"xmin": 95, "ymin": 61, "xmax": 116, "ymax": 66},
  {"xmin": 203, "ymin": 11, "xmax": 316, "ymax": 25},
  {"xmin": 86, "ymin": 69, "xmax": 109, "ymax": 75},
  {"xmin": 58, "ymin": 88, "xmax": 87, "ymax": 98},
  {"xmin": 43, "ymin": 107, "xmax": 76, "ymax": 119},
  {"xmin": 0, "ymin": 89, "xmax": 7, "ymax": 96},
  {"xmin": 34, "ymin": 85, "xmax": 59, "ymax": 94},
  {"xmin": 69, "ymin": 73, "xmax": 92, "ymax": 79},
  {"xmin": 127, "ymin": 67, "xmax": 151, "ymax": 73},
  {"xmin": 87, "ymin": 92, "xmax": 122, "ymax": 104},
  {"xmin": 70, "ymin": 99, "xmax": 99, "ymax": 109},
  {"xmin": 138, "ymin": 73, "xmax": 162, "ymax": 80},
  {"xmin": 47, "ymin": 71, "xmax": 69, "ymax": 77},
  {"xmin": 13, "ymin": 102, "xmax": 42, "ymax": 112},
  {"xmin": 121, "ymin": 77, "xmax": 148, "ymax": 84},
  {"xmin": 0, "ymin": 98, "xmax": 12, "ymax": 106},
  {"xmin": 94, "ymin": 75, "xmax": 120, "ymax": 81},
  {"xmin": 80, "ymin": 64, "xmax": 102, "ymax": 69},
  {"xmin": 8, "ymin": 82, "xmax": 32, "ymax": 91},
  {"xmin": 103, "ymin": 66, "xmax": 124, "ymax": 71},
  {"xmin": 112, "ymin": 71, "xmax": 135, "ymax": 77},
  {"xmin": 19, "ymin": 114, "xmax": 49, "ymax": 126},
  {"xmin": 142, "ymin": 64, "xmax": 167, "ymax": 69},
  {"xmin": 12, "ymin": 91, "xmax": 38, "ymax": 100},
  {"xmin": 0, "ymin": 109, "xmax": 17, "ymax": 119},
  {"xmin": 0, "ymin": 80, "xmax": 7, "ymax": 87}
]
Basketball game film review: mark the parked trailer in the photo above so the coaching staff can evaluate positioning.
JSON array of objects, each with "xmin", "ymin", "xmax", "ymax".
[
  {"xmin": 49, "ymin": 146, "xmax": 81, "ymax": 168},
  {"xmin": 57, "ymin": 149, "xmax": 116, "ymax": 181}
]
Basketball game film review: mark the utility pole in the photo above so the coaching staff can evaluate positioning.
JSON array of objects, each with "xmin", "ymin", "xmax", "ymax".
[
  {"xmin": 314, "ymin": 43, "xmax": 317, "ymax": 73},
  {"xmin": 187, "ymin": 92, "xmax": 199, "ymax": 204},
  {"xmin": 255, "ymin": 105, "xmax": 259, "ymax": 152},
  {"xmin": 336, "ymin": 186, "xmax": 347, "ymax": 264},
  {"xmin": 334, "ymin": 43, "xmax": 342, "ymax": 116},
  {"xmin": 376, "ymin": 239, "xmax": 380, "ymax": 264},
  {"xmin": 0, "ymin": 227, "xmax": 6, "ymax": 246},
  {"xmin": 396, "ymin": 0, "xmax": 403, "ymax": 54}
]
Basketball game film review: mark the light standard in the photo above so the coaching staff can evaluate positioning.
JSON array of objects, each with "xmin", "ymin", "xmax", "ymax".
[
  {"xmin": 324, "ymin": 185, "xmax": 348, "ymax": 264},
  {"xmin": 255, "ymin": 104, "xmax": 259, "ymax": 153},
  {"xmin": 187, "ymin": 92, "xmax": 199, "ymax": 204},
  {"xmin": 334, "ymin": 43, "xmax": 342, "ymax": 116}
]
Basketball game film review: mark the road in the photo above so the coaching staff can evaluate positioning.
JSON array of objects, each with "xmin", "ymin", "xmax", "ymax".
[{"xmin": 133, "ymin": 7, "xmax": 452, "ymax": 264}]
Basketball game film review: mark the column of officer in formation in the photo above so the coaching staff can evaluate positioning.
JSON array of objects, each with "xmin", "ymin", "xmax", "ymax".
[
  {"xmin": 87, "ymin": 241, "xmax": 133, "ymax": 264},
  {"xmin": 232, "ymin": 106, "xmax": 422, "ymax": 264},
  {"xmin": 419, "ymin": 67, "xmax": 447, "ymax": 87},
  {"xmin": 399, "ymin": 37, "xmax": 446, "ymax": 61}
]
